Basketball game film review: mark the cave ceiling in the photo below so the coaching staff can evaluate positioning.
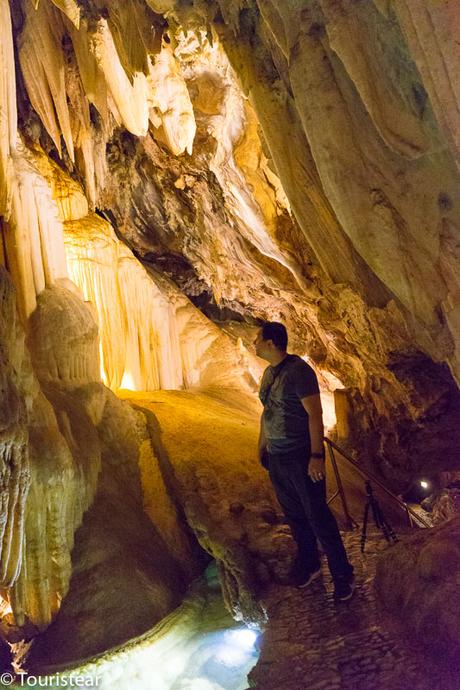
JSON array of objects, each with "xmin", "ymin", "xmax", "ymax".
[{"xmin": 0, "ymin": 0, "xmax": 459, "ymax": 467}]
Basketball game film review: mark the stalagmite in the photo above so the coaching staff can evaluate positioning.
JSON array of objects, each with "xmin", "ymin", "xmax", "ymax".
[
  {"xmin": 8, "ymin": 284, "xmax": 104, "ymax": 628},
  {"xmin": 0, "ymin": 269, "xmax": 31, "ymax": 594}
]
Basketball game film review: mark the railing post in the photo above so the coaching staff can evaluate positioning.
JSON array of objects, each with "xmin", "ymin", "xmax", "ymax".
[
  {"xmin": 324, "ymin": 437, "xmax": 431, "ymax": 529},
  {"xmin": 326, "ymin": 441, "xmax": 358, "ymax": 531},
  {"xmin": 404, "ymin": 503, "xmax": 414, "ymax": 527}
]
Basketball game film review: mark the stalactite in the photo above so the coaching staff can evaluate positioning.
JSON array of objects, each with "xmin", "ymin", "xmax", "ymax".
[
  {"xmin": 90, "ymin": 18, "xmax": 150, "ymax": 137},
  {"xmin": 4, "ymin": 144, "xmax": 68, "ymax": 321},
  {"xmin": 17, "ymin": 0, "xmax": 197, "ymax": 199},
  {"xmin": 49, "ymin": 0, "xmax": 80, "ymax": 28},
  {"xmin": 62, "ymin": 16, "xmax": 113, "ymax": 209},
  {"xmin": 106, "ymin": 0, "xmax": 152, "ymax": 81},
  {"xmin": 34, "ymin": 147, "xmax": 89, "ymax": 223},
  {"xmin": 185, "ymin": 40, "xmax": 302, "ymax": 285},
  {"xmin": 0, "ymin": 0, "xmax": 17, "ymax": 217},
  {"xmin": 66, "ymin": 17, "xmax": 109, "ymax": 124},
  {"xmin": 148, "ymin": 44, "xmax": 196, "ymax": 155},
  {"xmin": 18, "ymin": 0, "xmax": 74, "ymax": 161},
  {"xmin": 145, "ymin": 0, "xmax": 175, "ymax": 14},
  {"xmin": 18, "ymin": 3, "xmax": 111, "ymax": 206},
  {"xmin": 64, "ymin": 214, "xmax": 130, "ymax": 390},
  {"xmin": 62, "ymin": 204, "xmax": 261, "ymax": 393},
  {"xmin": 209, "ymin": 0, "xmax": 460, "ymax": 382},
  {"xmin": 64, "ymin": 213, "xmax": 241, "ymax": 392}
]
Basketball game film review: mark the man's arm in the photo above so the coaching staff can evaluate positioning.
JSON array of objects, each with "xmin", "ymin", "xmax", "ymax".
[
  {"xmin": 300, "ymin": 394, "xmax": 325, "ymax": 482},
  {"xmin": 258, "ymin": 417, "xmax": 268, "ymax": 466}
]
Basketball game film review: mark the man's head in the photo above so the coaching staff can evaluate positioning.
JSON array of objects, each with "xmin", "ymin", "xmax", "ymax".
[{"xmin": 254, "ymin": 321, "xmax": 288, "ymax": 362}]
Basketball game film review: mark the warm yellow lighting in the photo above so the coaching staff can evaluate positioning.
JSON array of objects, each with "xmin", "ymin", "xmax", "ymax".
[
  {"xmin": 120, "ymin": 370, "xmax": 137, "ymax": 391},
  {"xmin": 300, "ymin": 356, "xmax": 339, "ymax": 432},
  {"xmin": 0, "ymin": 596, "xmax": 13, "ymax": 616},
  {"xmin": 100, "ymin": 365, "xmax": 108, "ymax": 385},
  {"xmin": 99, "ymin": 342, "xmax": 108, "ymax": 385},
  {"xmin": 420, "ymin": 480, "xmax": 429, "ymax": 490},
  {"xmin": 322, "ymin": 390, "xmax": 337, "ymax": 433}
]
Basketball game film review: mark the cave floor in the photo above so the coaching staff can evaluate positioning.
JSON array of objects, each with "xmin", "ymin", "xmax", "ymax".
[{"xmin": 248, "ymin": 526, "xmax": 459, "ymax": 690}]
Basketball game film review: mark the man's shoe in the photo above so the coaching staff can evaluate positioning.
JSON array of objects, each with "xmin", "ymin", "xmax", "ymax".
[
  {"xmin": 296, "ymin": 565, "xmax": 322, "ymax": 588},
  {"xmin": 333, "ymin": 575, "xmax": 355, "ymax": 602}
]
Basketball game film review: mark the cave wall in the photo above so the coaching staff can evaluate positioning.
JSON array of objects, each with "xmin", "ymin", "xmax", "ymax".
[
  {"xmin": 167, "ymin": 0, "xmax": 460, "ymax": 478},
  {"xmin": 0, "ymin": 0, "xmax": 285, "ymax": 642}
]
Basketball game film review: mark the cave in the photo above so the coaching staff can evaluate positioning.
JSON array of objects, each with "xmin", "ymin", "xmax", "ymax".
[{"xmin": 1, "ymin": 0, "xmax": 460, "ymax": 688}]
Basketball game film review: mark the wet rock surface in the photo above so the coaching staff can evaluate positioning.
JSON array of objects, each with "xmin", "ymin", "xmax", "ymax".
[
  {"xmin": 247, "ymin": 528, "xmax": 460, "ymax": 690},
  {"xmin": 375, "ymin": 515, "xmax": 460, "ymax": 664},
  {"xmin": 431, "ymin": 487, "xmax": 460, "ymax": 524}
]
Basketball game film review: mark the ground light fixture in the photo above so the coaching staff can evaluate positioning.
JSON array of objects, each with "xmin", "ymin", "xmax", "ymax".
[{"xmin": 402, "ymin": 478, "xmax": 433, "ymax": 504}]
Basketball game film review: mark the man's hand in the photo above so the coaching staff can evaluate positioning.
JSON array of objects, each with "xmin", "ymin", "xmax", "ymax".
[{"xmin": 308, "ymin": 456, "xmax": 325, "ymax": 482}]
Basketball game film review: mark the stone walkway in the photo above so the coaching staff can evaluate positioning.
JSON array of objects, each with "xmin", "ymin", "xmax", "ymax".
[{"xmin": 246, "ymin": 527, "xmax": 459, "ymax": 690}]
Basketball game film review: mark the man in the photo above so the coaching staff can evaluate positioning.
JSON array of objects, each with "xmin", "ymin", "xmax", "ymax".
[{"xmin": 255, "ymin": 321, "xmax": 354, "ymax": 601}]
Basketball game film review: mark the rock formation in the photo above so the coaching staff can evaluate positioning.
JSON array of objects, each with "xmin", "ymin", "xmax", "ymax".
[
  {"xmin": 375, "ymin": 515, "xmax": 460, "ymax": 661},
  {"xmin": 0, "ymin": 0, "xmax": 460, "ymax": 670},
  {"xmin": 22, "ymin": 389, "xmax": 293, "ymax": 668}
]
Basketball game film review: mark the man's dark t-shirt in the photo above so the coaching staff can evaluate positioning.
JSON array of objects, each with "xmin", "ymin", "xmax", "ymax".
[{"xmin": 259, "ymin": 354, "xmax": 320, "ymax": 454}]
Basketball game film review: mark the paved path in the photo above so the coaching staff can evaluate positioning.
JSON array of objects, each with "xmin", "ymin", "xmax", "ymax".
[{"xmin": 246, "ymin": 528, "xmax": 459, "ymax": 690}]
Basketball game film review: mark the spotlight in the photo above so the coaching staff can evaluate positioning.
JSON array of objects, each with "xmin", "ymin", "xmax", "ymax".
[
  {"xmin": 403, "ymin": 478, "xmax": 433, "ymax": 503},
  {"xmin": 214, "ymin": 628, "xmax": 259, "ymax": 666},
  {"xmin": 228, "ymin": 629, "xmax": 258, "ymax": 648}
]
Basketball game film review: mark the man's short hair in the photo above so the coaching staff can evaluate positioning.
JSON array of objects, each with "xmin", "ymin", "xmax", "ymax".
[{"xmin": 261, "ymin": 321, "xmax": 288, "ymax": 351}]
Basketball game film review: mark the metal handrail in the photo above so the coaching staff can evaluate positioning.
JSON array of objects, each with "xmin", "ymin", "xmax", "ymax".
[{"xmin": 324, "ymin": 437, "xmax": 430, "ymax": 529}]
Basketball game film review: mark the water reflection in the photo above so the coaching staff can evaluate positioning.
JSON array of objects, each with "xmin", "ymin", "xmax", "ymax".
[{"xmin": 12, "ymin": 563, "xmax": 260, "ymax": 690}]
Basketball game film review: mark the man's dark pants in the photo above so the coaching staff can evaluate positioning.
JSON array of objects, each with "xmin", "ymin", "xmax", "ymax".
[{"xmin": 268, "ymin": 447, "xmax": 352, "ymax": 584}]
